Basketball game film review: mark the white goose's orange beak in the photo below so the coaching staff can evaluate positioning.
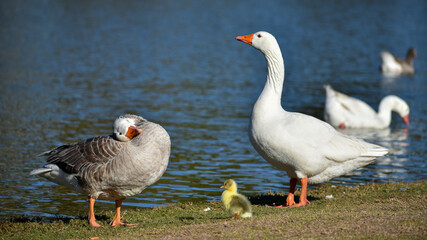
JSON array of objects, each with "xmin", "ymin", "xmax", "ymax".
[
  {"xmin": 125, "ymin": 126, "xmax": 142, "ymax": 139},
  {"xmin": 236, "ymin": 33, "xmax": 254, "ymax": 45},
  {"xmin": 402, "ymin": 115, "xmax": 410, "ymax": 125}
]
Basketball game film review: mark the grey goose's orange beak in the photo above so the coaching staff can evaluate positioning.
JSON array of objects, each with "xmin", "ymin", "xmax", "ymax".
[{"xmin": 125, "ymin": 126, "xmax": 142, "ymax": 139}]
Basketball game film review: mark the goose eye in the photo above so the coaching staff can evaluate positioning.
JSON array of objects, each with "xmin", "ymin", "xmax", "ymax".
[{"xmin": 257, "ymin": 34, "xmax": 262, "ymax": 38}]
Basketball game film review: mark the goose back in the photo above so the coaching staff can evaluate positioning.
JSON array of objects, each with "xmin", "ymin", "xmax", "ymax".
[{"xmin": 36, "ymin": 116, "xmax": 171, "ymax": 200}]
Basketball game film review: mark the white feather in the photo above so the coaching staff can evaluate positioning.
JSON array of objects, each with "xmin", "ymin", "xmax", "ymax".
[{"xmin": 30, "ymin": 164, "xmax": 83, "ymax": 193}]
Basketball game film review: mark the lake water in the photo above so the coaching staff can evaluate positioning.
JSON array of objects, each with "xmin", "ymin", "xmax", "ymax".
[{"xmin": 1, "ymin": 0, "xmax": 426, "ymax": 219}]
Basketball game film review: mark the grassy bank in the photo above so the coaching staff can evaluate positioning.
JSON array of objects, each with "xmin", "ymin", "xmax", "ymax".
[{"xmin": 1, "ymin": 181, "xmax": 426, "ymax": 239}]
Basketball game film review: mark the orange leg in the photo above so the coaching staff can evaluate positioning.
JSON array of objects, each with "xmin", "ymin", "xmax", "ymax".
[
  {"xmin": 271, "ymin": 177, "xmax": 310, "ymax": 208},
  {"xmin": 88, "ymin": 197, "xmax": 102, "ymax": 227},
  {"xmin": 286, "ymin": 178, "xmax": 297, "ymax": 206},
  {"xmin": 231, "ymin": 212, "xmax": 240, "ymax": 220},
  {"xmin": 287, "ymin": 177, "xmax": 310, "ymax": 208},
  {"xmin": 110, "ymin": 199, "xmax": 124, "ymax": 226},
  {"xmin": 109, "ymin": 199, "xmax": 137, "ymax": 226},
  {"xmin": 271, "ymin": 178, "xmax": 297, "ymax": 208}
]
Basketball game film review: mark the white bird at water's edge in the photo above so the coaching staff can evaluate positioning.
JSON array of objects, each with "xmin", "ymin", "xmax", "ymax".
[
  {"xmin": 30, "ymin": 114, "xmax": 171, "ymax": 227},
  {"xmin": 236, "ymin": 31, "xmax": 388, "ymax": 207}
]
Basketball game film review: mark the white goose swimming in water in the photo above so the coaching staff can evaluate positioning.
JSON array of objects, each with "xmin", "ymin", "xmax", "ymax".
[
  {"xmin": 380, "ymin": 48, "xmax": 416, "ymax": 76},
  {"xmin": 236, "ymin": 31, "xmax": 388, "ymax": 207},
  {"xmin": 30, "ymin": 114, "xmax": 170, "ymax": 227},
  {"xmin": 324, "ymin": 85, "xmax": 410, "ymax": 129}
]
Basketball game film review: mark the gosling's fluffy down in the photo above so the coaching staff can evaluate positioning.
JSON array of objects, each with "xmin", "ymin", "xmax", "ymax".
[{"xmin": 221, "ymin": 179, "xmax": 252, "ymax": 219}]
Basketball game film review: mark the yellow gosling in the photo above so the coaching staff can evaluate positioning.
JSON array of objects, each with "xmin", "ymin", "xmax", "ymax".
[{"xmin": 220, "ymin": 179, "xmax": 252, "ymax": 219}]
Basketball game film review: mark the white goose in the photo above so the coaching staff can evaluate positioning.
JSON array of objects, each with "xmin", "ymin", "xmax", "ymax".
[
  {"xmin": 236, "ymin": 31, "xmax": 388, "ymax": 207},
  {"xmin": 30, "ymin": 114, "xmax": 170, "ymax": 227},
  {"xmin": 324, "ymin": 85, "xmax": 410, "ymax": 129},
  {"xmin": 380, "ymin": 48, "xmax": 416, "ymax": 76}
]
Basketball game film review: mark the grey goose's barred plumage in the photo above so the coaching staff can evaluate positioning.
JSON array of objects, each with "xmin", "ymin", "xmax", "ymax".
[{"xmin": 30, "ymin": 114, "xmax": 171, "ymax": 226}]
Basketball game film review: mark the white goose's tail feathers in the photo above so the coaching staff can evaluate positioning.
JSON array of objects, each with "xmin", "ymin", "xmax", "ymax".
[
  {"xmin": 323, "ymin": 84, "xmax": 333, "ymax": 93},
  {"xmin": 323, "ymin": 84, "xmax": 337, "ymax": 98},
  {"xmin": 362, "ymin": 145, "xmax": 388, "ymax": 158}
]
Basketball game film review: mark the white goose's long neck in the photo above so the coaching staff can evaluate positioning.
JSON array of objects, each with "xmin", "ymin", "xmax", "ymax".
[
  {"xmin": 377, "ymin": 97, "xmax": 393, "ymax": 127},
  {"xmin": 255, "ymin": 47, "xmax": 285, "ymax": 110}
]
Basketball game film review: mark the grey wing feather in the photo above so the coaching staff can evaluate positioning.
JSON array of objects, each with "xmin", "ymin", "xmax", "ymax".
[{"xmin": 40, "ymin": 136, "xmax": 124, "ymax": 174}]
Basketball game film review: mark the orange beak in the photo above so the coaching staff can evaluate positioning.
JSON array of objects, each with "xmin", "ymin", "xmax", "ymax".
[
  {"xmin": 236, "ymin": 33, "xmax": 254, "ymax": 45},
  {"xmin": 402, "ymin": 115, "xmax": 410, "ymax": 125},
  {"xmin": 220, "ymin": 185, "xmax": 225, "ymax": 189},
  {"xmin": 125, "ymin": 126, "xmax": 142, "ymax": 139}
]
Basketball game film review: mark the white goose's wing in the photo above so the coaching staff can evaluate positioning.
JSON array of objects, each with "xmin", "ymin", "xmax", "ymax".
[
  {"xmin": 284, "ymin": 113, "xmax": 387, "ymax": 162},
  {"xmin": 322, "ymin": 131, "xmax": 388, "ymax": 162},
  {"xmin": 328, "ymin": 86, "xmax": 377, "ymax": 117},
  {"xmin": 281, "ymin": 113, "xmax": 387, "ymax": 183}
]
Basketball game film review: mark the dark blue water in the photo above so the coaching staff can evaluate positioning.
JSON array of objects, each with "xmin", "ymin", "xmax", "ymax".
[{"xmin": 1, "ymin": 0, "xmax": 426, "ymax": 219}]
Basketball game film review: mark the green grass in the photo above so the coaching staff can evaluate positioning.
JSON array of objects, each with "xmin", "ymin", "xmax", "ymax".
[{"xmin": 1, "ymin": 181, "xmax": 426, "ymax": 239}]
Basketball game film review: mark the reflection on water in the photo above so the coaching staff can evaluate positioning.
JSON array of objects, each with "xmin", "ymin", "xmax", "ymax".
[
  {"xmin": 336, "ymin": 128, "xmax": 411, "ymax": 182},
  {"xmin": 0, "ymin": 0, "xmax": 426, "ymax": 219},
  {"xmin": 337, "ymin": 127, "xmax": 409, "ymax": 150}
]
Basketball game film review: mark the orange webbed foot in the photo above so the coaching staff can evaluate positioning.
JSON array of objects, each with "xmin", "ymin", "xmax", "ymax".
[
  {"xmin": 270, "ymin": 199, "xmax": 310, "ymax": 208},
  {"xmin": 286, "ymin": 193, "xmax": 296, "ymax": 206},
  {"xmin": 269, "ymin": 204, "xmax": 287, "ymax": 208},
  {"xmin": 109, "ymin": 219, "xmax": 138, "ymax": 227},
  {"xmin": 89, "ymin": 220, "xmax": 102, "ymax": 227},
  {"xmin": 285, "ymin": 199, "xmax": 310, "ymax": 208}
]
